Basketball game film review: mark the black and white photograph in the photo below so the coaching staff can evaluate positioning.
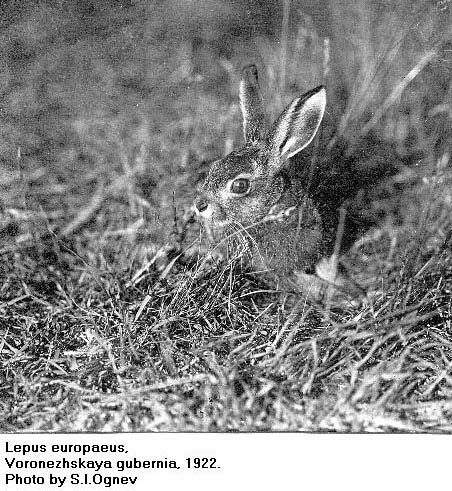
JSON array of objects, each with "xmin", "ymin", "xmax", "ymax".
[{"xmin": 1, "ymin": 0, "xmax": 451, "ymax": 477}]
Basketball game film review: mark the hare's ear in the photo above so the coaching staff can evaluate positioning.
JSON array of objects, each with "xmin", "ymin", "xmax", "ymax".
[
  {"xmin": 267, "ymin": 86, "xmax": 326, "ymax": 165},
  {"xmin": 240, "ymin": 64, "xmax": 266, "ymax": 144}
]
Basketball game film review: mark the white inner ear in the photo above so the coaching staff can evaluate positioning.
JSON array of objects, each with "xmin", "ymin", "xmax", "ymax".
[
  {"xmin": 239, "ymin": 79, "xmax": 249, "ymax": 133},
  {"xmin": 280, "ymin": 89, "xmax": 326, "ymax": 159},
  {"xmin": 280, "ymin": 136, "xmax": 299, "ymax": 158}
]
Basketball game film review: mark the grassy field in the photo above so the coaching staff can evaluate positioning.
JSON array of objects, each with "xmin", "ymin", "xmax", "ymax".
[{"xmin": 1, "ymin": 0, "xmax": 452, "ymax": 432}]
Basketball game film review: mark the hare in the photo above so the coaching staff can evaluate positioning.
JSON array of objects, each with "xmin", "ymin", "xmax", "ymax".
[{"xmin": 194, "ymin": 65, "xmax": 363, "ymax": 301}]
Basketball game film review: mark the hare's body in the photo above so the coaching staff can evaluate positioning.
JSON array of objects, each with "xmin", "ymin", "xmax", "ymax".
[
  {"xmin": 195, "ymin": 65, "xmax": 360, "ymax": 300},
  {"xmin": 243, "ymin": 180, "xmax": 323, "ymax": 278}
]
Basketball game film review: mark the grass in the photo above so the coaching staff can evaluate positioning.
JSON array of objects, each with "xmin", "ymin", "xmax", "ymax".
[{"xmin": 1, "ymin": 0, "xmax": 451, "ymax": 432}]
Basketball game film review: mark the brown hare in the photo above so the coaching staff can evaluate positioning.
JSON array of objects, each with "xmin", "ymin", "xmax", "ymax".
[{"xmin": 194, "ymin": 65, "xmax": 363, "ymax": 301}]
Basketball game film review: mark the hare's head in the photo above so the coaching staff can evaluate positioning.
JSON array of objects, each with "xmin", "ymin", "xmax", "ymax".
[{"xmin": 194, "ymin": 65, "xmax": 326, "ymax": 236}]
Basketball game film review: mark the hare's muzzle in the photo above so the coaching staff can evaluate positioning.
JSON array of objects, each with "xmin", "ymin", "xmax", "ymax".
[
  {"xmin": 194, "ymin": 196, "xmax": 209, "ymax": 214},
  {"xmin": 194, "ymin": 195, "xmax": 217, "ymax": 226}
]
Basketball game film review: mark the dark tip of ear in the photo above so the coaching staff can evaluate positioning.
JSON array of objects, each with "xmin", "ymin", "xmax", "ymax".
[
  {"xmin": 242, "ymin": 64, "xmax": 259, "ymax": 84},
  {"xmin": 299, "ymin": 85, "xmax": 326, "ymax": 102}
]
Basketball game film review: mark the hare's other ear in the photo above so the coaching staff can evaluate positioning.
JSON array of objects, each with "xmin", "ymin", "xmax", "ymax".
[
  {"xmin": 267, "ymin": 86, "xmax": 326, "ymax": 165},
  {"xmin": 239, "ymin": 64, "xmax": 266, "ymax": 144}
]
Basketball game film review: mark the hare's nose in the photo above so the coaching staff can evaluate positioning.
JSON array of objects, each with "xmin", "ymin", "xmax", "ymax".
[{"xmin": 194, "ymin": 196, "xmax": 208, "ymax": 213}]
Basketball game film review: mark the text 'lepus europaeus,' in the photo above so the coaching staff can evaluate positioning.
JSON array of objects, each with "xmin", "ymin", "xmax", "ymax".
[{"xmin": 194, "ymin": 65, "xmax": 363, "ymax": 301}]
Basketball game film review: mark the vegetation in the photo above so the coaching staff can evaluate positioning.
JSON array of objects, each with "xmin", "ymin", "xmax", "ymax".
[{"xmin": 1, "ymin": 0, "xmax": 451, "ymax": 432}]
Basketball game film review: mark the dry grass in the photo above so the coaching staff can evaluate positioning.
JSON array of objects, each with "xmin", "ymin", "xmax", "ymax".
[{"xmin": 1, "ymin": 0, "xmax": 451, "ymax": 432}]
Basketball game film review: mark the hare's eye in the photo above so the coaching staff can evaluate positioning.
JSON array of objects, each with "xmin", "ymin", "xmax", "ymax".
[{"xmin": 230, "ymin": 178, "xmax": 250, "ymax": 195}]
